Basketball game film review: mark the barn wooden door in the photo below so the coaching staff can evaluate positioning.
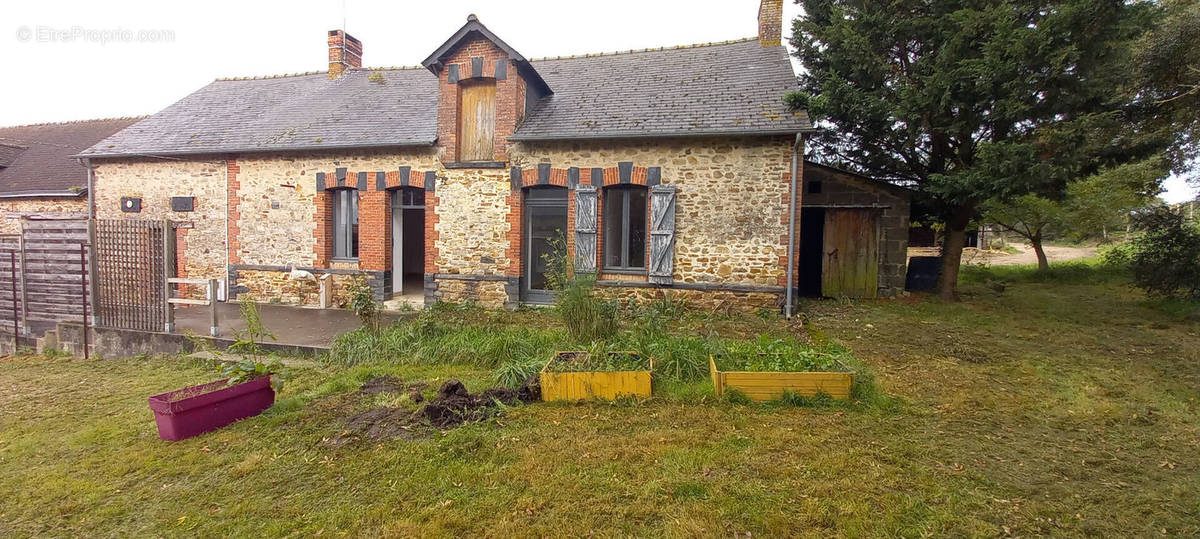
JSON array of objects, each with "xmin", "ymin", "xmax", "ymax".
[
  {"xmin": 821, "ymin": 209, "xmax": 879, "ymax": 298},
  {"xmin": 459, "ymin": 82, "xmax": 495, "ymax": 162}
]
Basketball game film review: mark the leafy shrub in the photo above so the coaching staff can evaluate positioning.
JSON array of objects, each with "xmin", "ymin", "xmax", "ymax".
[
  {"xmin": 227, "ymin": 301, "xmax": 276, "ymax": 360},
  {"xmin": 346, "ymin": 279, "xmax": 378, "ymax": 330},
  {"xmin": 220, "ymin": 358, "xmax": 287, "ymax": 391},
  {"xmin": 1128, "ymin": 207, "xmax": 1200, "ymax": 299},
  {"xmin": 1099, "ymin": 241, "xmax": 1138, "ymax": 268},
  {"xmin": 555, "ymin": 273, "xmax": 619, "ymax": 342}
]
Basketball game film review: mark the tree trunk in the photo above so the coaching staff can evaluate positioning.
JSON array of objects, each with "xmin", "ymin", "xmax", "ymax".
[
  {"xmin": 1031, "ymin": 234, "xmax": 1049, "ymax": 271},
  {"xmin": 936, "ymin": 204, "xmax": 976, "ymax": 301}
]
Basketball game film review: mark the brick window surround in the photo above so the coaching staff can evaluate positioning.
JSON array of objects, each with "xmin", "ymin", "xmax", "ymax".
[
  {"xmin": 506, "ymin": 164, "xmax": 661, "ymax": 280},
  {"xmin": 313, "ymin": 167, "xmax": 440, "ymax": 277}
]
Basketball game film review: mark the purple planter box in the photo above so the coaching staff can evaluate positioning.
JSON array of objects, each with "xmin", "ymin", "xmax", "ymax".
[{"xmin": 147, "ymin": 376, "xmax": 275, "ymax": 441}]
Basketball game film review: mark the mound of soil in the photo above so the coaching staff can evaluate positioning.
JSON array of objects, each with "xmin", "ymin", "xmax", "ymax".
[
  {"xmin": 333, "ymin": 376, "xmax": 541, "ymax": 442},
  {"xmin": 423, "ymin": 377, "xmax": 541, "ymax": 429}
]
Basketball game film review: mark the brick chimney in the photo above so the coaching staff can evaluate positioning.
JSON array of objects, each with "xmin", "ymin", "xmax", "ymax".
[
  {"xmin": 758, "ymin": 0, "xmax": 783, "ymax": 46},
  {"xmin": 328, "ymin": 30, "xmax": 362, "ymax": 79}
]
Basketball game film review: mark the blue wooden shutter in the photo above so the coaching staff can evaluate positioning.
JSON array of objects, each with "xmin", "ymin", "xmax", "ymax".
[
  {"xmin": 648, "ymin": 185, "xmax": 676, "ymax": 285},
  {"xmin": 574, "ymin": 186, "xmax": 598, "ymax": 273}
]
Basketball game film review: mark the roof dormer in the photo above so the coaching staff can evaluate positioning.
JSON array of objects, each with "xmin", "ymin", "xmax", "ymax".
[{"xmin": 423, "ymin": 15, "xmax": 551, "ymax": 166}]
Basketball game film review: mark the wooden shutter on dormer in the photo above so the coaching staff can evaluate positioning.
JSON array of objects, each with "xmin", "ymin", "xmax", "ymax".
[
  {"xmin": 459, "ymin": 82, "xmax": 496, "ymax": 161},
  {"xmin": 648, "ymin": 185, "xmax": 676, "ymax": 285},
  {"xmin": 574, "ymin": 186, "xmax": 598, "ymax": 273}
]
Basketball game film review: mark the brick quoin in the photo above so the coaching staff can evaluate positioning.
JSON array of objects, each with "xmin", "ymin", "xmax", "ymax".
[
  {"xmin": 504, "ymin": 188, "xmax": 523, "ymax": 278},
  {"xmin": 175, "ymin": 227, "xmax": 194, "ymax": 298},
  {"xmin": 313, "ymin": 190, "xmax": 333, "ymax": 267},
  {"xmin": 226, "ymin": 159, "xmax": 242, "ymax": 265},
  {"xmin": 425, "ymin": 192, "xmax": 439, "ymax": 274},
  {"xmin": 776, "ymin": 157, "xmax": 804, "ymax": 287}
]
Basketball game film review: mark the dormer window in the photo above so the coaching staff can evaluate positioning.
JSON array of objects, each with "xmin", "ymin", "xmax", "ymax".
[{"xmin": 459, "ymin": 80, "xmax": 496, "ymax": 162}]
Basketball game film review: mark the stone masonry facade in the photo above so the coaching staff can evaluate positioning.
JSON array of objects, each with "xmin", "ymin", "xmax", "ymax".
[
  {"xmin": 0, "ymin": 197, "xmax": 87, "ymax": 235},
  {"xmin": 90, "ymin": 133, "xmax": 804, "ymax": 311}
]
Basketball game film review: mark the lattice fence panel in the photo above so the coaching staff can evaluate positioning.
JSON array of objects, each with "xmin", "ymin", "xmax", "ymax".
[{"xmin": 94, "ymin": 219, "xmax": 168, "ymax": 332}]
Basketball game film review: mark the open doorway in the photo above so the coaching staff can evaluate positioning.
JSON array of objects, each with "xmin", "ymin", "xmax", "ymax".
[
  {"xmin": 798, "ymin": 207, "xmax": 880, "ymax": 298},
  {"xmin": 798, "ymin": 207, "xmax": 825, "ymax": 297},
  {"xmin": 390, "ymin": 188, "xmax": 425, "ymax": 302}
]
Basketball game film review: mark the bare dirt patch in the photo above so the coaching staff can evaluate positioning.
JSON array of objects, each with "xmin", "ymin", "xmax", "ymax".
[{"xmin": 329, "ymin": 376, "xmax": 541, "ymax": 444}]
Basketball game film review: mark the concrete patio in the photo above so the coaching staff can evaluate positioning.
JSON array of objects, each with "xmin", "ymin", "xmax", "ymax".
[{"xmin": 171, "ymin": 302, "xmax": 411, "ymax": 350}]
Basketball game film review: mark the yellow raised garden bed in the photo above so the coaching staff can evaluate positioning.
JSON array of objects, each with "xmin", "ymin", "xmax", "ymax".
[
  {"xmin": 709, "ymin": 356, "xmax": 853, "ymax": 401},
  {"xmin": 541, "ymin": 351, "xmax": 654, "ymax": 402}
]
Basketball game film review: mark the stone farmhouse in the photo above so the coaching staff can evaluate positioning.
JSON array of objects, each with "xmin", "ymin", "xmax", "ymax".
[
  {"xmin": 78, "ymin": 1, "xmax": 909, "ymax": 312},
  {"xmin": 0, "ymin": 118, "xmax": 140, "ymax": 234}
]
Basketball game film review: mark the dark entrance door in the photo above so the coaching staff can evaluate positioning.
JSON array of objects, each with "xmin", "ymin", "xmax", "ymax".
[
  {"xmin": 797, "ymin": 207, "xmax": 825, "ymax": 297},
  {"xmin": 522, "ymin": 187, "xmax": 568, "ymax": 304}
]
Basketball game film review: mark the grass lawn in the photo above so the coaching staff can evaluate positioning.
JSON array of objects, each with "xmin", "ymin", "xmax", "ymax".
[{"xmin": 1, "ymin": 262, "xmax": 1198, "ymax": 536}]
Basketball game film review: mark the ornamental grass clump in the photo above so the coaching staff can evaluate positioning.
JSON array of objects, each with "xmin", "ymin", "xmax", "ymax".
[{"xmin": 544, "ymin": 234, "xmax": 619, "ymax": 342}]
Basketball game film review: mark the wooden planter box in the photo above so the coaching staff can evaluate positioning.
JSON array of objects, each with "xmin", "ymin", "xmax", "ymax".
[
  {"xmin": 541, "ymin": 351, "xmax": 654, "ymax": 402},
  {"xmin": 147, "ymin": 376, "xmax": 275, "ymax": 441},
  {"xmin": 709, "ymin": 356, "xmax": 852, "ymax": 402}
]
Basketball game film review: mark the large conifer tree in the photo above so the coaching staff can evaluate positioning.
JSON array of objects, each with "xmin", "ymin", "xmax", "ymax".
[{"xmin": 789, "ymin": 0, "xmax": 1163, "ymax": 298}]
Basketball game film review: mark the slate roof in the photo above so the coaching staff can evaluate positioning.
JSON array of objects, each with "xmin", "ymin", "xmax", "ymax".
[
  {"xmin": 515, "ymin": 39, "xmax": 810, "ymax": 140},
  {"xmin": 80, "ymin": 68, "xmax": 437, "ymax": 158},
  {"xmin": 82, "ymin": 38, "xmax": 808, "ymax": 157},
  {"xmin": 0, "ymin": 118, "xmax": 142, "ymax": 197}
]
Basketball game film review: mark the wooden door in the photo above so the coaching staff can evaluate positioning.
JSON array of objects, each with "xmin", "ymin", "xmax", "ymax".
[
  {"xmin": 459, "ymin": 82, "xmax": 495, "ymax": 162},
  {"xmin": 821, "ymin": 209, "xmax": 879, "ymax": 298}
]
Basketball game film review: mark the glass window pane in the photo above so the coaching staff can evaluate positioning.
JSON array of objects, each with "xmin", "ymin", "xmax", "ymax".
[
  {"xmin": 350, "ymin": 191, "xmax": 359, "ymax": 258},
  {"xmin": 628, "ymin": 188, "xmax": 647, "ymax": 268},
  {"xmin": 334, "ymin": 190, "xmax": 346, "ymax": 258},
  {"xmin": 604, "ymin": 189, "xmax": 624, "ymax": 268}
]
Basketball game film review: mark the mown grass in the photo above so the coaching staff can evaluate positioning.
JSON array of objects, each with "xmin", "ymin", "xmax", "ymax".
[
  {"xmin": 327, "ymin": 299, "xmax": 876, "ymax": 400},
  {"xmin": 1, "ymin": 259, "xmax": 1198, "ymax": 536}
]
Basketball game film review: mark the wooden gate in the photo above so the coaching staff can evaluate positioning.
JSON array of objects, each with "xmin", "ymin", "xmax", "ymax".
[
  {"xmin": 821, "ymin": 209, "xmax": 879, "ymax": 298},
  {"xmin": 94, "ymin": 219, "xmax": 170, "ymax": 332}
]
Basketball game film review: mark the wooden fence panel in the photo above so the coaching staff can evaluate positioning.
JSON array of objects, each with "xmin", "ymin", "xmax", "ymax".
[
  {"xmin": 0, "ymin": 236, "xmax": 22, "ymax": 334},
  {"xmin": 18, "ymin": 219, "xmax": 89, "ymax": 326}
]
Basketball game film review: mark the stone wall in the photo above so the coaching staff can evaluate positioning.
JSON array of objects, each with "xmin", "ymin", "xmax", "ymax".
[
  {"xmin": 433, "ymin": 168, "xmax": 513, "ymax": 277},
  {"xmin": 232, "ymin": 148, "xmax": 440, "ymax": 268},
  {"xmin": 509, "ymin": 135, "xmax": 797, "ymax": 310},
  {"xmin": 801, "ymin": 163, "xmax": 911, "ymax": 297},
  {"xmin": 599, "ymin": 285, "xmax": 779, "ymax": 313},
  {"xmin": 0, "ymin": 197, "xmax": 86, "ymax": 235},
  {"xmin": 91, "ymin": 135, "xmax": 805, "ymax": 312},
  {"xmin": 93, "ymin": 158, "xmax": 228, "ymax": 284},
  {"xmin": 232, "ymin": 267, "xmax": 367, "ymax": 307}
]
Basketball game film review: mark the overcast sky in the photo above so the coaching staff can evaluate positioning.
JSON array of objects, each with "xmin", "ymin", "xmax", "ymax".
[{"xmin": 2, "ymin": 0, "xmax": 1194, "ymax": 202}]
